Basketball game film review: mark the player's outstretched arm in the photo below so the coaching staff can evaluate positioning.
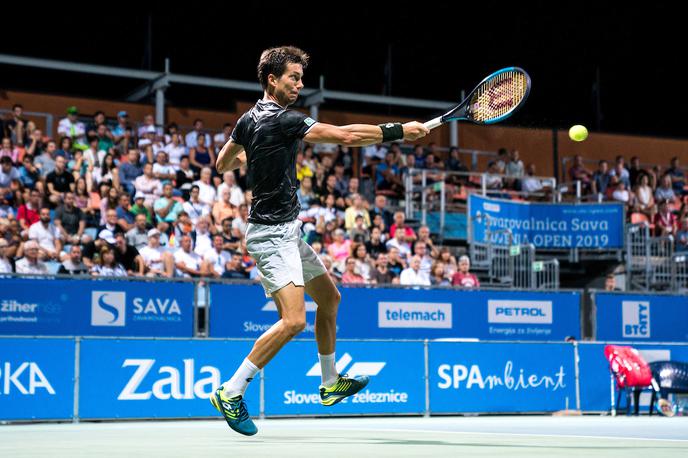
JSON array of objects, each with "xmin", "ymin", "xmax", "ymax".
[
  {"xmin": 304, "ymin": 121, "xmax": 428, "ymax": 147},
  {"xmin": 216, "ymin": 139, "xmax": 246, "ymax": 174}
]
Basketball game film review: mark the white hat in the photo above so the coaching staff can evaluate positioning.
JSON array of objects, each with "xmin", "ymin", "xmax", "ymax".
[
  {"xmin": 147, "ymin": 228, "xmax": 161, "ymax": 237},
  {"xmin": 146, "ymin": 125, "xmax": 157, "ymax": 134},
  {"xmin": 98, "ymin": 229, "xmax": 116, "ymax": 244},
  {"xmin": 134, "ymin": 191, "xmax": 145, "ymax": 200}
]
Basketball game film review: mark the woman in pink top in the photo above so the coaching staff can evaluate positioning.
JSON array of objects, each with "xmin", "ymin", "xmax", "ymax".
[
  {"xmin": 327, "ymin": 228, "xmax": 352, "ymax": 263},
  {"xmin": 341, "ymin": 256, "xmax": 366, "ymax": 284}
]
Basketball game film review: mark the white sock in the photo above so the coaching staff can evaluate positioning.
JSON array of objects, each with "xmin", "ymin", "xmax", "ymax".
[
  {"xmin": 319, "ymin": 353, "xmax": 338, "ymax": 387},
  {"xmin": 222, "ymin": 358, "xmax": 259, "ymax": 398}
]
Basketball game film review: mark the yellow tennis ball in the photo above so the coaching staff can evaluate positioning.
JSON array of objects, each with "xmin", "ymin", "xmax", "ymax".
[{"xmin": 569, "ymin": 125, "xmax": 588, "ymax": 142}]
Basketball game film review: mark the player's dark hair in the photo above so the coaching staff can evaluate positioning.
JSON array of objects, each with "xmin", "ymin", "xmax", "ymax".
[{"xmin": 257, "ymin": 46, "xmax": 309, "ymax": 90}]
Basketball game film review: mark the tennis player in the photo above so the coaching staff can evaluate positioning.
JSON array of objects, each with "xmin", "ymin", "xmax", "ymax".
[{"xmin": 212, "ymin": 45, "xmax": 428, "ymax": 435}]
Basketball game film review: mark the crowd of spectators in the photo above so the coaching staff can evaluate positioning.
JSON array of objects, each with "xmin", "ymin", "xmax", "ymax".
[
  {"xmin": 568, "ymin": 154, "xmax": 688, "ymax": 249},
  {"xmin": 0, "ymin": 103, "xmax": 486, "ymax": 285}
]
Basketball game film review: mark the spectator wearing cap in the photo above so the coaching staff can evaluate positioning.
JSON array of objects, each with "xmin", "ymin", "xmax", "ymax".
[
  {"xmin": 111, "ymin": 111, "xmax": 130, "ymax": 143},
  {"xmin": 57, "ymin": 245, "xmax": 88, "ymax": 275},
  {"xmin": 399, "ymin": 255, "xmax": 431, "ymax": 286},
  {"xmin": 202, "ymin": 234, "xmax": 233, "ymax": 277},
  {"xmin": 139, "ymin": 228, "xmax": 175, "ymax": 277},
  {"xmin": 134, "ymin": 163, "xmax": 162, "ymax": 208},
  {"xmin": 185, "ymin": 119, "xmax": 205, "ymax": 149},
  {"xmin": 0, "ymin": 238, "xmax": 13, "ymax": 273},
  {"xmin": 174, "ymin": 234, "xmax": 203, "ymax": 277},
  {"xmin": 91, "ymin": 245, "xmax": 127, "ymax": 277},
  {"xmin": 119, "ymin": 149, "xmax": 143, "ymax": 195},
  {"xmin": 15, "ymin": 240, "xmax": 48, "ymax": 274},
  {"xmin": 189, "ymin": 133, "xmax": 215, "ymax": 176},
  {"xmin": 28, "ymin": 207, "xmax": 62, "ymax": 261},
  {"xmin": 451, "ymin": 255, "xmax": 480, "ymax": 288},
  {"xmin": 126, "ymin": 213, "xmax": 150, "ymax": 250},
  {"xmin": 131, "ymin": 192, "xmax": 154, "ymax": 226},
  {"xmin": 57, "ymin": 106, "xmax": 87, "ymax": 147}
]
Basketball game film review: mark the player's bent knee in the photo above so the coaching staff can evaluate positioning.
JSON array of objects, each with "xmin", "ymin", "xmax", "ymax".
[{"xmin": 284, "ymin": 318, "xmax": 307, "ymax": 336}]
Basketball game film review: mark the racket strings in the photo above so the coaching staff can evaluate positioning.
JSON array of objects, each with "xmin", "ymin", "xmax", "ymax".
[{"xmin": 471, "ymin": 71, "xmax": 528, "ymax": 122}]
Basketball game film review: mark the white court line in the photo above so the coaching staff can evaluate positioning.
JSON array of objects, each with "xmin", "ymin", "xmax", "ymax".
[{"xmin": 328, "ymin": 427, "xmax": 688, "ymax": 443}]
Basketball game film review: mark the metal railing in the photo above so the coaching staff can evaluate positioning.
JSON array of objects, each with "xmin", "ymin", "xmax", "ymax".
[
  {"xmin": 0, "ymin": 109, "xmax": 55, "ymax": 138},
  {"xmin": 404, "ymin": 168, "xmax": 557, "ymax": 237},
  {"xmin": 625, "ymin": 222, "xmax": 680, "ymax": 292}
]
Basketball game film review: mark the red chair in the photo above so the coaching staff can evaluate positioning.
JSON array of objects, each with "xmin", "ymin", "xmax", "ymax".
[
  {"xmin": 630, "ymin": 212, "xmax": 649, "ymax": 225},
  {"xmin": 604, "ymin": 345, "xmax": 656, "ymax": 415}
]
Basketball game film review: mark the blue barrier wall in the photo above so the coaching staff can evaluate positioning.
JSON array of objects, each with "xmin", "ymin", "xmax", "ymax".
[
  {"xmin": 577, "ymin": 342, "xmax": 688, "ymax": 412},
  {"xmin": 209, "ymin": 284, "xmax": 581, "ymax": 341},
  {"xmin": 78, "ymin": 339, "xmax": 258, "ymax": 419},
  {"xmin": 0, "ymin": 338, "xmax": 74, "ymax": 420},
  {"xmin": 0, "ymin": 279, "xmax": 195, "ymax": 337},
  {"xmin": 263, "ymin": 340, "xmax": 425, "ymax": 416},
  {"xmin": 3, "ymin": 337, "xmax": 688, "ymax": 421},
  {"xmin": 595, "ymin": 292, "xmax": 688, "ymax": 342},
  {"xmin": 469, "ymin": 194, "xmax": 625, "ymax": 249},
  {"xmin": 429, "ymin": 342, "xmax": 576, "ymax": 413}
]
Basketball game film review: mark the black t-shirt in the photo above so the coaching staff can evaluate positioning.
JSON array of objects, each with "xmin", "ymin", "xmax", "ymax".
[
  {"xmin": 115, "ymin": 245, "xmax": 140, "ymax": 272},
  {"xmin": 366, "ymin": 239, "xmax": 388, "ymax": 259},
  {"xmin": 46, "ymin": 170, "xmax": 75, "ymax": 193},
  {"xmin": 54, "ymin": 205, "xmax": 84, "ymax": 235},
  {"xmin": 232, "ymin": 100, "xmax": 316, "ymax": 225},
  {"xmin": 371, "ymin": 268, "xmax": 396, "ymax": 285}
]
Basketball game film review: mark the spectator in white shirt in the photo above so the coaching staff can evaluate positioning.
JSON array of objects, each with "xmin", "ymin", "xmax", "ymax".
[
  {"xmin": 152, "ymin": 151, "xmax": 176, "ymax": 185},
  {"xmin": 139, "ymin": 229, "xmax": 175, "ymax": 277},
  {"xmin": 213, "ymin": 122, "xmax": 233, "ymax": 152},
  {"xmin": 193, "ymin": 216, "xmax": 214, "ymax": 257},
  {"xmin": 182, "ymin": 185, "xmax": 210, "ymax": 225},
  {"xmin": 133, "ymin": 163, "xmax": 162, "ymax": 208},
  {"xmin": 399, "ymin": 255, "xmax": 431, "ymax": 286},
  {"xmin": 28, "ymin": 207, "xmax": 62, "ymax": 260},
  {"xmin": 216, "ymin": 171, "xmax": 245, "ymax": 208},
  {"xmin": 385, "ymin": 225, "xmax": 412, "ymax": 260},
  {"xmin": 163, "ymin": 132, "xmax": 186, "ymax": 169},
  {"xmin": 57, "ymin": 106, "xmax": 87, "ymax": 147},
  {"xmin": 15, "ymin": 240, "xmax": 48, "ymax": 274},
  {"xmin": 0, "ymin": 239, "xmax": 13, "ymax": 273},
  {"xmin": 193, "ymin": 167, "xmax": 217, "ymax": 206},
  {"xmin": 174, "ymin": 234, "xmax": 203, "ymax": 277},
  {"xmin": 202, "ymin": 234, "xmax": 233, "ymax": 277},
  {"xmin": 232, "ymin": 204, "xmax": 249, "ymax": 238},
  {"xmin": 137, "ymin": 114, "xmax": 162, "ymax": 137}
]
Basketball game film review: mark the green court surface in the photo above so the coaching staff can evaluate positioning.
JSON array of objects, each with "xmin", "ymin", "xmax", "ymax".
[{"xmin": 1, "ymin": 416, "xmax": 686, "ymax": 457}]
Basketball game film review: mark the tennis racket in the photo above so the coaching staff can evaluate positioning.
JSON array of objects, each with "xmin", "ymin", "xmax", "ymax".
[{"xmin": 424, "ymin": 67, "xmax": 531, "ymax": 130}]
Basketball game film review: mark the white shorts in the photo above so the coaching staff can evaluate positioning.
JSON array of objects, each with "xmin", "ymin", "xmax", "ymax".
[{"xmin": 245, "ymin": 219, "xmax": 327, "ymax": 297}]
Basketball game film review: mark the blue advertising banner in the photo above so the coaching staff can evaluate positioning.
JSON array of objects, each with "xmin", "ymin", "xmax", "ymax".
[
  {"xmin": 0, "ymin": 338, "xmax": 74, "ymax": 420},
  {"xmin": 263, "ymin": 340, "xmax": 425, "ymax": 416},
  {"xmin": 0, "ymin": 279, "xmax": 194, "ymax": 337},
  {"xmin": 78, "ymin": 339, "xmax": 258, "ymax": 419},
  {"xmin": 595, "ymin": 293, "xmax": 688, "ymax": 342},
  {"xmin": 428, "ymin": 342, "xmax": 577, "ymax": 413},
  {"xmin": 577, "ymin": 342, "xmax": 688, "ymax": 412},
  {"xmin": 469, "ymin": 194, "xmax": 624, "ymax": 249},
  {"xmin": 209, "ymin": 283, "xmax": 581, "ymax": 341}
]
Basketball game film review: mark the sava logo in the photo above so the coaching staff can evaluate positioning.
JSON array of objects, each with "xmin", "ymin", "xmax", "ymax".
[
  {"xmin": 118, "ymin": 359, "xmax": 220, "ymax": 400},
  {"xmin": 91, "ymin": 291, "xmax": 126, "ymax": 327},
  {"xmin": 306, "ymin": 353, "xmax": 385, "ymax": 378}
]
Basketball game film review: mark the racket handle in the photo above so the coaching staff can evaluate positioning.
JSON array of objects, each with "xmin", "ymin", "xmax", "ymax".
[{"xmin": 424, "ymin": 117, "xmax": 443, "ymax": 130}]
